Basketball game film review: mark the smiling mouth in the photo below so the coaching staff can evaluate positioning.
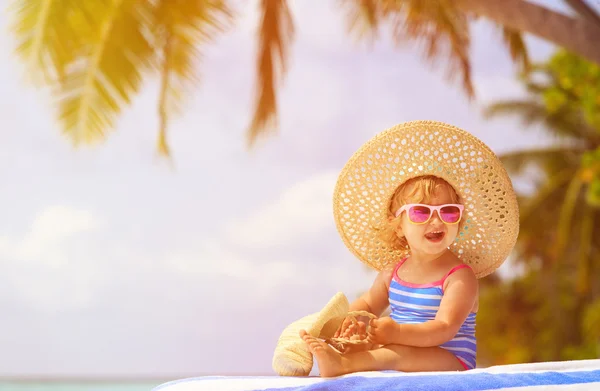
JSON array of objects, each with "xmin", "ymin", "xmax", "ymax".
[{"xmin": 425, "ymin": 231, "xmax": 445, "ymax": 242}]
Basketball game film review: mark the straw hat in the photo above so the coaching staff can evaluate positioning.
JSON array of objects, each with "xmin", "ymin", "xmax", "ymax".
[
  {"xmin": 333, "ymin": 120, "xmax": 519, "ymax": 278},
  {"xmin": 272, "ymin": 292, "xmax": 375, "ymax": 376}
]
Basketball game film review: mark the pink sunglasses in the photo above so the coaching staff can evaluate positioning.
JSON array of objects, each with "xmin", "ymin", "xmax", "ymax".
[{"xmin": 395, "ymin": 204, "xmax": 464, "ymax": 225}]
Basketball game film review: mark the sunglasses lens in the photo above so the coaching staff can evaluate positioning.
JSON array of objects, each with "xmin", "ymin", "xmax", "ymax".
[
  {"xmin": 408, "ymin": 206, "xmax": 431, "ymax": 223},
  {"xmin": 440, "ymin": 205, "xmax": 462, "ymax": 223}
]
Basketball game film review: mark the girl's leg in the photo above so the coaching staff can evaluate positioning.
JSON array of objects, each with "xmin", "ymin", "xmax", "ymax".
[{"xmin": 300, "ymin": 330, "xmax": 465, "ymax": 377}]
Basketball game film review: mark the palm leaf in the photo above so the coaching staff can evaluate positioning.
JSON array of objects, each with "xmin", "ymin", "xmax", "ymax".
[
  {"xmin": 388, "ymin": 0, "xmax": 474, "ymax": 96},
  {"xmin": 247, "ymin": 0, "xmax": 294, "ymax": 146},
  {"xmin": 499, "ymin": 147, "xmax": 584, "ymax": 176},
  {"xmin": 341, "ymin": 0, "xmax": 474, "ymax": 97},
  {"xmin": 553, "ymin": 175, "xmax": 584, "ymax": 263},
  {"xmin": 522, "ymin": 79, "xmax": 555, "ymax": 96},
  {"xmin": 56, "ymin": 0, "xmax": 156, "ymax": 145},
  {"xmin": 500, "ymin": 26, "xmax": 530, "ymax": 72},
  {"xmin": 153, "ymin": 0, "xmax": 231, "ymax": 156},
  {"xmin": 10, "ymin": 0, "xmax": 56, "ymax": 82},
  {"xmin": 518, "ymin": 168, "xmax": 575, "ymax": 231},
  {"xmin": 577, "ymin": 207, "xmax": 594, "ymax": 295},
  {"xmin": 340, "ymin": 0, "xmax": 380, "ymax": 42},
  {"xmin": 484, "ymin": 100, "xmax": 599, "ymax": 145},
  {"xmin": 10, "ymin": 0, "xmax": 94, "ymax": 84}
]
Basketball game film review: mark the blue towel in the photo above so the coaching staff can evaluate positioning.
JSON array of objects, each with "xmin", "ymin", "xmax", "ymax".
[
  {"xmin": 154, "ymin": 359, "xmax": 600, "ymax": 391},
  {"xmin": 260, "ymin": 369, "xmax": 600, "ymax": 391}
]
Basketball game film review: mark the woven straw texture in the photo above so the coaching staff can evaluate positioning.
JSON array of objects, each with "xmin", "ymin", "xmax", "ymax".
[
  {"xmin": 333, "ymin": 120, "xmax": 519, "ymax": 278},
  {"xmin": 272, "ymin": 292, "xmax": 348, "ymax": 376},
  {"xmin": 272, "ymin": 292, "xmax": 375, "ymax": 376}
]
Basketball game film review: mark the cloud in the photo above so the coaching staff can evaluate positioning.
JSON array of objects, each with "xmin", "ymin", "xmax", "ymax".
[
  {"xmin": 162, "ymin": 169, "xmax": 374, "ymax": 313},
  {"xmin": 0, "ymin": 206, "xmax": 104, "ymax": 311},
  {"xmin": 164, "ymin": 170, "xmax": 347, "ymax": 303},
  {"xmin": 0, "ymin": 205, "xmax": 101, "ymax": 266},
  {"xmin": 166, "ymin": 240, "xmax": 299, "ymax": 299},
  {"xmin": 223, "ymin": 170, "xmax": 339, "ymax": 249}
]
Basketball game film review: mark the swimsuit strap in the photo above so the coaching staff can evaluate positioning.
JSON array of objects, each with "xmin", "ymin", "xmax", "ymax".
[{"xmin": 441, "ymin": 264, "xmax": 472, "ymax": 290}]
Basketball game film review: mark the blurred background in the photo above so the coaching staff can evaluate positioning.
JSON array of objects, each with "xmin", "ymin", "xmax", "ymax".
[{"xmin": 1, "ymin": 0, "xmax": 599, "ymax": 390}]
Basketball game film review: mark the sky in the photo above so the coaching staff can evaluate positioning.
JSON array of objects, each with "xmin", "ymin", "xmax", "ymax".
[{"xmin": 0, "ymin": 0, "xmax": 572, "ymax": 379}]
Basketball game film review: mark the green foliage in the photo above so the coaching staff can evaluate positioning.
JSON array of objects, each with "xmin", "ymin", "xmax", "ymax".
[
  {"xmin": 539, "ymin": 51, "xmax": 600, "ymax": 206},
  {"xmin": 479, "ymin": 50, "xmax": 600, "ymax": 366},
  {"xmin": 582, "ymin": 147, "xmax": 600, "ymax": 206},
  {"xmin": 543, "ymin": 51, "xmax": 600, "ymax": 130}
]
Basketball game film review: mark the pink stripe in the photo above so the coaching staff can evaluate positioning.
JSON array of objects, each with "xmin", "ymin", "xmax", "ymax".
[
  {"xmin": 456, "ymin": 357, "xmax": 470, "ymax": 370},
  {"xmin": 392, "ymin": 259, "xmax": 473, "ymax": 289},
  {"xmin": 441, "ymin": 264, "xmax": 472, "ymax": 284},
  {"xmin": 441, "ymin": 264, "xmax": 472, "ymax": 292},
  {"xmin": 393, "ymin": 258, "xmax": 444, "ymax": 288}
]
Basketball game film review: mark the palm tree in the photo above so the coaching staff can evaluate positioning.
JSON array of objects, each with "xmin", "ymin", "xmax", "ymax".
[
  {"xmin": 477, "ymin": 50, "xmax": 600, "ymax": 364},
  {"xmin": 7, "ymin": 0, "xmax": 600, "ymax": 155}
]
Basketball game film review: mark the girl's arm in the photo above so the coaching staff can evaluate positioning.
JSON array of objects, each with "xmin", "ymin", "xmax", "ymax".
[
  {"xmin": 352, "ymin": 267, "xmax": 392, "ymax": 316},
  {"xmin": 334, "ymin": 268, "xmax": 392, "ymax": 338},
  {"xmin": 389, "ymin": 267, "xmax": 478, "ymax": 347}
]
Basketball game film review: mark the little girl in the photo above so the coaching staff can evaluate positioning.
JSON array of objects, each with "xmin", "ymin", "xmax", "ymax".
[{"xmin": 300, "ymin": 120, "xmax": 519, "ymax": 377}]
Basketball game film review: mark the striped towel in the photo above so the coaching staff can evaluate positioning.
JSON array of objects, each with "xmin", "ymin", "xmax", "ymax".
[{"xmin": 153, "ymin": 359, "xmax": 600, "ymax": 391}]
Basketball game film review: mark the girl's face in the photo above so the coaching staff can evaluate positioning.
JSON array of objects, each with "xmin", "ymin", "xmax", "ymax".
[{"xmin": 397, "ymin": 184, "xmax": 461, "ymax": 256}]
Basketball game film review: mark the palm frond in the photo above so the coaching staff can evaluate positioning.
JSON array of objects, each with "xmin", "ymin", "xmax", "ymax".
[
  {"xmin": 500, "ymin": 26, "xmax": 530, "ymax": 72},
  {"xmin": 56, "ymin": 0, "xmax": 156, "ymax": 145},
  {"xmin": 340, "ymin": 0, "xmax": 380, "ymax": 42},
  {"xmin": 10, "ymin": 0, "xmax": 94, "ymax": 84},
  {"xmin": 484, "ymin": 99, "xmax": 599, "ymax": 145},
  {"xmin": 523, "ymin": 80, "xmax": 551, "ymax": 95},
  {"xmin": 519, "ymin": 168, "xmax": 575, "ymax": 229},
  {"xmin": 553, "ymin": 176, "xmax": 584, "ymax": 262},
  {"xmin": 342, "ymin": 0, "xmax": 474, "ymax": 97},
  {"xmin": 153, "ymin": 0, "xmax": 232, "ymax": 156},
  {"xmin": 385, "ymin": 0, "xmax": 474, "ymax": 96},
  {"xmin": 577, "ymin": 207, "xmax": 594, "ymax": 295},
  {"xmin": 498, "ymin": 147, "xmax": 584, "ymax": 175},
  {"xmin": 247, "ymin": 0, "xmax": 294, "ymax": 146}
]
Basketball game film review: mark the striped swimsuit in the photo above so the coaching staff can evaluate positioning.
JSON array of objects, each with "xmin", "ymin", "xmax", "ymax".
[{"xmin": 388, "ymin": 258, "xmax": 477, "ymax": 370}]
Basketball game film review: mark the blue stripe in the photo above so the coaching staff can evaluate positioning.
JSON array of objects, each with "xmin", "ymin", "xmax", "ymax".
[
  {"xmin": 390, "ymin": 280, "xmax": 443, "ymax": 295},
  {"xmin": 391, "ymin": 310, "xmax": 437, "ymax": 318},
  {"xmin": 440, "ymin": 339, "xmax": 477, "ymax": 350},
  {"xmin": 453, "ymin": 351, "xmax": 476, "ymax": 369},
  {"xmin": 390, "ymin": 307, "xmax": 439, "ymax": 314},
  {"xmin": 391, "ymin": 313, "xmax": 435, "ymax": 322},
  {"xmin": 255, "ymin": 370, "xmax": 600, "ymax": 391},
  {"xmin": 388, "ymin": 274, "xmax": 477, "ymax": 368},
  {"xmin": 391, "ymin": 311, "xmax": 437, "ymax": 318},
  {"xmin": 389, "ymin": 292, "xmax": 441, "ymax": 307},
  {"xmin": 447, "ymin": 350, "xmax": 476, "ymax": 369}
]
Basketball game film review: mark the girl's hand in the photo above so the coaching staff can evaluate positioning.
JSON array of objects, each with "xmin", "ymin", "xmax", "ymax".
[
  {"xmin": 333, "ymin": 317, "xmax": 367, "ymax": 340},
  {"xmin": 332, "ymin": 317, "xmax": 367, "ymax": 353},
  {"xmin": 367, "ymin": 317, "xmax": 400, "ymax": 345}
]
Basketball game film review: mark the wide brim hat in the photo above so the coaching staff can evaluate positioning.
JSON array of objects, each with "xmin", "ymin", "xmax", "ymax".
[
  {"xmin": 333, "ymin": 120, "xmax": 519, "ymax": 278},
  {"xmin": 272, "ymin": 292, "xmax": 349, "ymax": 376}
]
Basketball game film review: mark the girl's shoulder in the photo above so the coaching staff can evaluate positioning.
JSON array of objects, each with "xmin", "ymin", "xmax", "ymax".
[
  {"xmin": 376, "ymin": 259, "xmax": 405, "ymax": 288},
  {"xmin": 441, "ymin": 262, "xmax": 478, "ymax": 290}
]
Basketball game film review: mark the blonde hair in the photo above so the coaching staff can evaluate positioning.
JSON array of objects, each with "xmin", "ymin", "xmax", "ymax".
[{"xmin": 378, "ymin": 175, "xmax": 461, "ymax": 251}]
